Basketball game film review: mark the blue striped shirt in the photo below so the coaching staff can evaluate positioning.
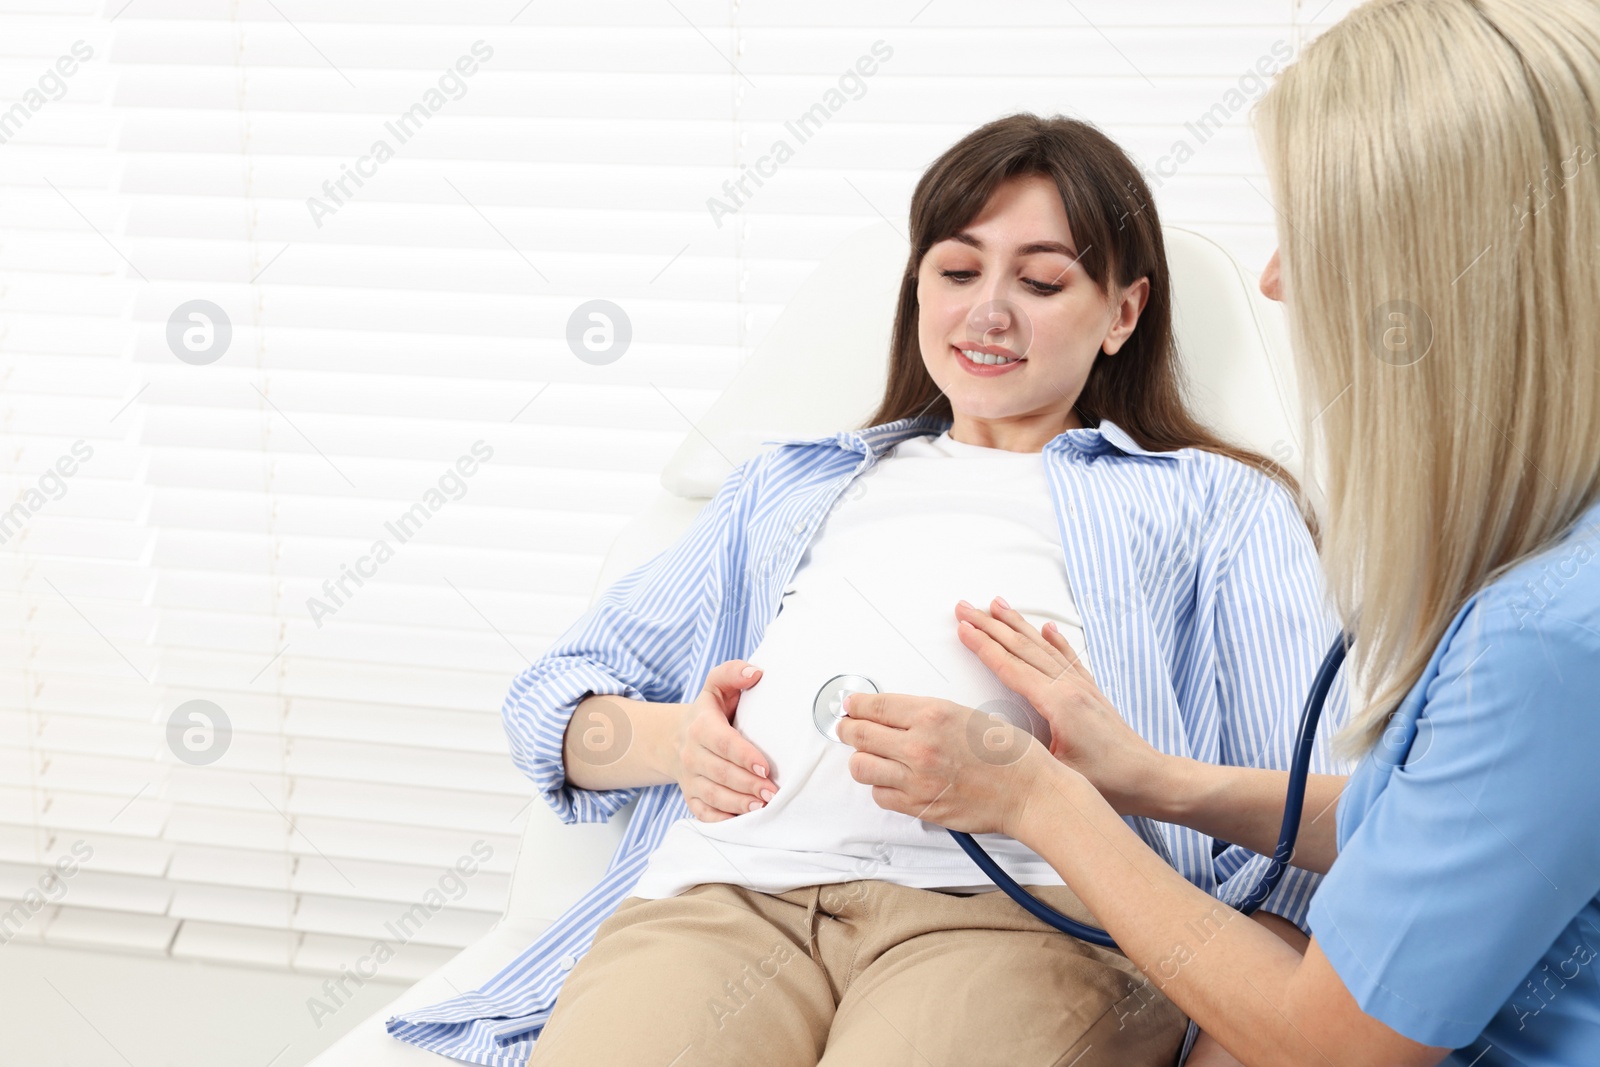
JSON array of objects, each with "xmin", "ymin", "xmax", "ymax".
[{"xmin": 387, "ymin": 413, "xmax": 1350, "ymax": 1065}]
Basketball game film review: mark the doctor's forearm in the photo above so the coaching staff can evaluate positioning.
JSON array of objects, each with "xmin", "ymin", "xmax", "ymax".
[
  {"xmin": 1138, "ymin": 758, "xmax": 1345, "ymax": 875},
  {"xmin": 1014, "ymin": 762, "xmax": 1344, "ymax": 1067},
  {"xmin": 1186, "ymin": 913, "xmax": 1310, "ymax": 1067},
  {"xmin": 562, "ymin": 693, "xmax": 685, "ymax": 791}
]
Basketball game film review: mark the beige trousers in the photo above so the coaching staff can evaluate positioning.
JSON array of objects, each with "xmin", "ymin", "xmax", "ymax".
[{"xmin": 526, "ymin": 878, "xmax": 1187, "ymax": 1067}]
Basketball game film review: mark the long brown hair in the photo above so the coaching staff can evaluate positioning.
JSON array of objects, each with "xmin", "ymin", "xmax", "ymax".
[{"xmin": 861, "ymin": 112, "xmax": 1309, "ymax": 527}]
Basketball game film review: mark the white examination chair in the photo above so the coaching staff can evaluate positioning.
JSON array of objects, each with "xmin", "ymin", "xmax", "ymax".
[{"xmin": 308, "ymin": 221, "xmax": 1304, "ymax": 1065}]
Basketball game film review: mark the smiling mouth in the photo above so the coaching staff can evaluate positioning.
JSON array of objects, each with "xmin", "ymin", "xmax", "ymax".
[{"xmin": 955, "ymin": 345, "xmax": 1024, "ymax": 366}]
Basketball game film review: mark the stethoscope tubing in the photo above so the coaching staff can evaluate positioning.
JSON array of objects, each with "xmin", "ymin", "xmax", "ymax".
[{"xmin": 946, "ymin": 633, "xmax": 1350, "ymax": 947}]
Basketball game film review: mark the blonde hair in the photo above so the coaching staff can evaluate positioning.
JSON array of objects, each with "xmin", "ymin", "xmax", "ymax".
[{"xmin": 1255, "ymin": 0, "xmax": 1600, "ymax": 754}]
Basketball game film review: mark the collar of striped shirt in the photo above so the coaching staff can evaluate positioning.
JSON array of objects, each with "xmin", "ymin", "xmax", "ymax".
[
  {"xmin": 386, "ymin": 410, "xmax": 1343, "ymax": 1065},
  {"xmin": 759, "ymin": 414, "xmax": 1182, "ymax": 463}
]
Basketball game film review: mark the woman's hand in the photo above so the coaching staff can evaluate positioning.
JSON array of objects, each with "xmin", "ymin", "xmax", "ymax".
[
  {"xmin": 671, "ymin": 660, "xmax": 779, "ymax": 822},
  {"xmin": 954, "ymin": 597, "xmax": 1165, "ymax": 816},
  {"xmin": 837, "ymin": 690, "xmax": 1054, "ymax": 837}
]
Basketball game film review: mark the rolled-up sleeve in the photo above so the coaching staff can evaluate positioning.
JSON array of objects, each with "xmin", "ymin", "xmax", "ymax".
[
  {"xmin": 1207, "ymin": 473, "xmax": 1351, "ymax": 930},
  {"xmin": 503, "ymin": 460, "xmax": 751, "ymax": 825}
]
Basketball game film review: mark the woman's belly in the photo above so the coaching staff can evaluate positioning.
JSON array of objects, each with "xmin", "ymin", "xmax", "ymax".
[
  {"xmin": 724, "ymin": 570, "xmax": 1028, "ymax": 831},
  {"xmin": 629, "ymin": 569, "xmax": 1086, "ymax": 897}
]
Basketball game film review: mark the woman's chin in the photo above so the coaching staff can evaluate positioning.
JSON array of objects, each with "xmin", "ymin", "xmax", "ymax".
[{"xmin": 947, "ymin": 397, "xmax": 1029, "ymax": 421}]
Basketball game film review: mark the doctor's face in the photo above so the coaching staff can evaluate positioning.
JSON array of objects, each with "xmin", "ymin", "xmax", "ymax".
[{"xmin": 915, "ymin": 172, "xmax": 1148, "ymax": 448}]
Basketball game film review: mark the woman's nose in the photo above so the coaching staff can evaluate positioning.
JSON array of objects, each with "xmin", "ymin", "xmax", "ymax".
[
  {"xmin": 968, "ymin": 299, "xmax": 1012, "ymax": 341},
  {"xmin": 964, "ymin": 289, "xmax": 1034, "ymax": 356}
]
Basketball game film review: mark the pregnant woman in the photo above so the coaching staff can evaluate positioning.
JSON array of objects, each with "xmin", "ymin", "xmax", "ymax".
[{"xmin": 502, "ymin": 113, "xmax": 1347, "ymax": 1067}]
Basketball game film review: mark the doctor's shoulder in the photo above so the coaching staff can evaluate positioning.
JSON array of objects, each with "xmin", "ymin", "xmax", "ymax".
[
  {"xmin": 1394, "ymin": 501, "xmax": 1600, "ymax": 759},
  {"xmin": 1472, "ymin": 503, "xmax": 1600, "ymax": 644}
]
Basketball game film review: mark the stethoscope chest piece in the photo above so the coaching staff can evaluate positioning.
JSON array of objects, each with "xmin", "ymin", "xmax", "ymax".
[{"xmin": 812, "ymin": 674, "xmax": 878, "ymax": 743}]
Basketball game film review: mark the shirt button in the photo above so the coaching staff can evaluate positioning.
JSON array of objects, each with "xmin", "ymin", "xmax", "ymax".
[{"xmin": 558, "ymin": 954, "xmax": 578, "ymax": 970}]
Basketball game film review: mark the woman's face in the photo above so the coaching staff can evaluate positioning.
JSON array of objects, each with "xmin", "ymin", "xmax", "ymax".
[{"xmin": 916, "ymin": 172, "xmax": 1149, "ymax": 451}]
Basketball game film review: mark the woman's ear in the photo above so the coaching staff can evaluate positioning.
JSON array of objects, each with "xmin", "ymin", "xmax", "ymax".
[{"xmin": 1100, "ymin": 276, "xmax": 1151, "ymax": 356}]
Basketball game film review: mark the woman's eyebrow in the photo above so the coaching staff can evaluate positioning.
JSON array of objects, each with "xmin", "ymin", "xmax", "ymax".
[{"xmin": 949, "ymin": 232, "xmax": 1081, "ymax": 259}]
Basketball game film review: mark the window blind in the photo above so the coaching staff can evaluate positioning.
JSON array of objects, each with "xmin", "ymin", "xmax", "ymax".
[{"xmin": 0, "ymin": 0, "xmax": 1358, "ymax": 977}]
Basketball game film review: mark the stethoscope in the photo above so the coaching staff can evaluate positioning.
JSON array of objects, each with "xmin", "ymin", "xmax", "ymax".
[{"xmin": 812, "ymin": 634, "xmax": 1350, "ymax": 949}]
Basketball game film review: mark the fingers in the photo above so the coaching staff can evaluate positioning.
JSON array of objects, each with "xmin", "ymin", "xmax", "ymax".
[
  {"xmin": 684, "ymin": 702, "xmax": 778, "ymax": 819},
  {"xmin": 956, "ymin": 599, "xmax": 1085, "ymax": 687},
  {"xmin": 955, "ymin": 610, "xmax": 1051, "ymax": 703},
  {"xmin": 685, "ymin": 797, "xmax": 733, "ymax": 822},
  {"xmin": 704, "ymin": 713, "xmax": 773, "ymax": 785},
  {"xmin": 1039, "ymin": 619, "xmax": 1099, "ymax": 689},
  {"xmin": 701, "ymin": 659, "xmax": 774, "ymax": 778},
  {"xmin": 701, "ymin": 740, "xmax": 777, "ymax": 803},
  {"xmin": 847, "ymin": 748, "xmax": 912, "ymax": 792},
  {"xmin": 955, "ymin": 600, "xmax": 1055, "ymax": 678},
  {"xmin": 692, "ymin": 774, "xmax": 770, "ymax": 817},
  {"xmin": 984, "ymin": 598, "xmax": 1076, "ymax": 676},
  {"xmin": 850, "ymin": 755, "xmax": 952, "ymax": 827},
  {"xmin": 682, "ymin": 753, "xmax": 772, "ymax": 819},
  {"xmin": 836, "ymin": 714, "xmax": 902, "ymax": 762},
  {"xmin": 719, "ymin": 658, "xmax": 763, "ymax": 686},
  {"xmin": 705, "ymin": 659, "xmax": 764, "ymax": 718},
  {"xmin": 841, "ymin": 690, "xmax": 916, "ymax": 729}
]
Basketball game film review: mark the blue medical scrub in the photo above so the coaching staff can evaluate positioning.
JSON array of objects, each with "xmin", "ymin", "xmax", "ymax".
[{"xmin": 1308, "ymin": 501, "xmax": 1600, "ymax": 1066}]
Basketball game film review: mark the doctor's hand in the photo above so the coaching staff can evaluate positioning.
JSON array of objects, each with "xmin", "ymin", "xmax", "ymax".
[
  {"xmin": 672, "ymin": 660, "xmax": 779, "ymax": 822},
  {"xmin": 955, "ymin": 597, "xmax": 1164, "ymax": 816},
  {"xmin": 837, "ymin": 691, "xmax": 1054, "ymax": 838}
]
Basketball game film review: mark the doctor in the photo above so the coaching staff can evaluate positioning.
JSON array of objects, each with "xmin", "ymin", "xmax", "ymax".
[{"xmin": 840, "ymin": 1, "xmax": 1600, "ymax": 1065}]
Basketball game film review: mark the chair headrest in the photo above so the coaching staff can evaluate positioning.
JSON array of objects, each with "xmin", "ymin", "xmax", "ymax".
[{"xmin": 661, "ymin": 222, "xmax": 1303, "ymax": 498}]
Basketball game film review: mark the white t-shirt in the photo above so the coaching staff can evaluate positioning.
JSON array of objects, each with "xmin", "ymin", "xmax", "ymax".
[{"xmin": 629, "ymin": 430, "xmax": 1094, "ymax": 899}]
